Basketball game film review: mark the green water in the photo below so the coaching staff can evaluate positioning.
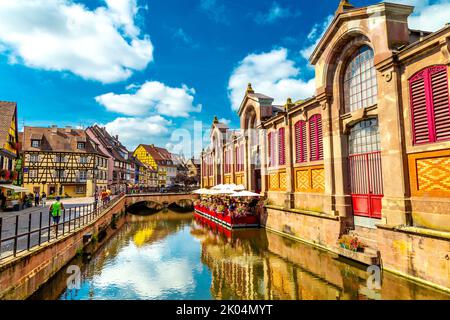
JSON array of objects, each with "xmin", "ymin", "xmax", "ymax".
[{"xmin": 31, "ymin": 212, "xmax": 450, "ymax": 300}]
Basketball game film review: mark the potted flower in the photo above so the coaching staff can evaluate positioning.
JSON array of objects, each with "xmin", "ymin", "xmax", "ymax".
[
  {"xmin": 236, "ymin": 207, "xmax": 246, "ymax": 217},
  {"xmin": 338, "ymin": 235, "xmax": 365, "ymax": 252}
]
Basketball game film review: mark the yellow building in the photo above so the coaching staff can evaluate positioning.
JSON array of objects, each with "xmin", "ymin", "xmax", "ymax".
[
  {"xmin": 133, "ymin": 144, "xmax": 175, "ymax": 188},
  {"xmin": 0, "ymin": 101, "xmax": 19, "ymax": 184},
  {"xmin": 21, "ymin": 126, "xmax": 108, "ymax": 197}
]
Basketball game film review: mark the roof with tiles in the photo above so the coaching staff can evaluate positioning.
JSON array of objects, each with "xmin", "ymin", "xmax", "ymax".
[{"xmin": 22, "ymin": 126, "xmax": 108, "ymax": 157}]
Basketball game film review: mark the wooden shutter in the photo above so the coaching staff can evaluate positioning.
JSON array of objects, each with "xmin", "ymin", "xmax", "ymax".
[
  {"xmin": 410, "ymin": 70, "xmax": 430, "ymax": 144},
  {"xmin": 268, "ymin": 132, "xmax": 272, "ymax": 167},
  {"xmin": 309, "ymin": 114, "xmax": 323, "ymax": 161},
  {"xmin": 410, "ymin": 65, "xmax": 450, "ymax": 144},
  {"xmin": 430, "ymin": 66, "xmax": 450, "ymax": 141},
  {"xmin": 295, "ymin": 121, "xmax": 307, "ymax": 163},
  {"xmin": 240, "ymin": 145, "xmax": 244, "ymax": 172},
  {"xmin": 278, "ymin": 128, "xmax": 285, "ymax": 165}
]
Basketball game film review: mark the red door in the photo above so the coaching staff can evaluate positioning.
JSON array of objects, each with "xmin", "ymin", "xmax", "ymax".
[
  {"xmin": 349, "ymin": 151, "xmax": 383, "ymax": 219},
  {"xmin": 348, "ymin": 118, "xmax": 383, "ymax": 219}
]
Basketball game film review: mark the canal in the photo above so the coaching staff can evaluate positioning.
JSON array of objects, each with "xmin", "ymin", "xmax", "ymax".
[{"xmin": 31, "ymin": 211, "xmax": 450, "ymax": 300}]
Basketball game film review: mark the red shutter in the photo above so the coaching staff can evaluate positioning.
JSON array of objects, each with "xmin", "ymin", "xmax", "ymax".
[
  {"xmin": 278, "ymin": 127, "xmax": 285, "ymax": 165},
  {"xmin": 430, "ymin": 66, "xmax": 450, "ymax": 141},
  {"xmin": 410, "ymin": 71, "xmax": 430, "ymax": 144},
  {"xmin": 236, "ymin": 146, "xmax": 239, "ymax": 172},
  {"xmin": 240, "ymin": 145, "xmax": 244, "ymax": 171},
  {"xmin": 295, "ymin": 121, "xmax": 307, "ymax": 163},
  {"xmin": 317, "ymin": 115, "xmax": 323, "ymax": 160},
  {"xmin": 410, "ymin": 65, "xmax": 450, "ymax": 144},
  {"xmin": 268, "ymin": 132, "xmax": 272, "ymax": 167},
  {"xmin": 309, "ymin": 114, "xmax": 323, "ymax": 161}
]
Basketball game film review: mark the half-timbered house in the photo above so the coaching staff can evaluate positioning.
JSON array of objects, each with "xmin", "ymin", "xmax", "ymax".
[{"xmin": 22, "ymin": 125, "xmax": 108, "ymax": 197}]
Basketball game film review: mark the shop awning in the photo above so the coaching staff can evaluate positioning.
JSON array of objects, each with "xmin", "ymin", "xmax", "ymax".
[{"xmin": 0, "ymin": 184, "xmax": 28, "ymax": 192}]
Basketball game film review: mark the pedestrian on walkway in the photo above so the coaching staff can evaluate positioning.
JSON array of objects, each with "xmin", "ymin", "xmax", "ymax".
[
  {"xmin": 50, "ymin": 196, "xmax": 64, "ymax": 234},
  {"xmin": 0, "ymin": 191, "xmax": 6, "ymax": 210},
  {"xmin": 106, "ymin": 188, "xmax": 111, "ymax": 203},
  {"xmin": 41, "ymin": 191, "xmax": 47, "ymax": 207},
  {"xmin": 34, "ymin": 191, "xmax": 40, "ymax": 207}
]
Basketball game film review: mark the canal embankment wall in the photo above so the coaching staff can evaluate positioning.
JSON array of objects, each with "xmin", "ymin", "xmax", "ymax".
[
  {"xmin": 0, "ymin": 197, "xmax": 127, "ymax": 300},
  {"xmin": 262, "ymin": 206, "xmax": 450, "ymax": 293}
]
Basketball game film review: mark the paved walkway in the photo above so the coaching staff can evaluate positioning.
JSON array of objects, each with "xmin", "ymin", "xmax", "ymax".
[
  {"xmin": 0, "ymin": 196, "xmax": 116, "ymax": 261},
  {"xmin": 0, "ymin": 197, "xmax": 95, "ymax": 219}
]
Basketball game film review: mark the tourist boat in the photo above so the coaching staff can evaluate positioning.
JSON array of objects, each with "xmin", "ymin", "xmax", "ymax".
[{"xmin": 193, "ymin": 204, "xmax": 259, "ymax": 229}]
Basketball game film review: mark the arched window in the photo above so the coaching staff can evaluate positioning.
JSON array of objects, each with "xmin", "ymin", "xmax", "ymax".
[
  {"xmin": 278, "ymin": 127, "xmax": 286, "ymax": 165},
  {"xmin": 309, "ymin": 114, "xmax": 323, "ymax": 161},
  {"xmin": 344, "ymin": 45, "xmax": 377, "ymax": 113},
  {"xmin": 294, "ymin": 120, "xmax": 307, "ymax": 163},
  {"xmin": 348, "ymin": 118, "xmax": 380, "ymax": 155},
  {"xmin": 410, "ymin": 65, "xmax": 450, "ymax": 144}
]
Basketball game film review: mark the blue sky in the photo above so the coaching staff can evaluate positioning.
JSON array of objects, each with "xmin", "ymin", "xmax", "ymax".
[{"xmin": 0, "ymin": 0, "xmax": 448, "ymax": 156}]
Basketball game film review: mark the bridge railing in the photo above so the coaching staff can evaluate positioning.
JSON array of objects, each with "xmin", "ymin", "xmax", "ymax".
[{"xmin": 0, "ymin": 193, "xmax": 124, "ymax": 263}]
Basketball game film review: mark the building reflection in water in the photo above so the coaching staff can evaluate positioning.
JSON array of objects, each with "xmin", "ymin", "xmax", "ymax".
[
  {"xmin": 31, "ymin": 213, "xmax": 450, "ymax": 300},
  {"xmin": 193, "ymin": 214, "xmax": 449, "ymax": 300}
]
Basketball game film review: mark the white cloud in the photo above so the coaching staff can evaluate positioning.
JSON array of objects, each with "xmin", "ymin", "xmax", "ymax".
[
  {"xmin": 228, "ymin": 48, "xmax": 315, "ymax": 110},
  {"xmin": 218, "ymin": 118, "xmax": 231, "ymax": 125},
  {"xmin": 392, "ymin": 0, "xmax": 450, "ymax": 32},
  {"xmin": 0, "ymin": 0, "xmax": 153, "ymax": 83},
  {"xmin": 104, "ymin": 115, "xmax": 172, "ymax": 149},
  {"xmin": 199, "ymin": 0, "xmax": 228, "ymax": 24},
  {"xmin": 254, "ymin": 2, "xmax": 301, "ymax": 24},
  {"xmin": 95, "ymin": 81, "xmax": 202, "ymax": 117},
  {"xmin": 300, "ymin": 15, "xmax": 333, "ymax": 61}
]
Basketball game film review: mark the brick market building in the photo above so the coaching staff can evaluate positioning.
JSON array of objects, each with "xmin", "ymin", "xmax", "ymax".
[{"xmin": 200, "ymin": 1, "xmax": 450, "ymax": 290}]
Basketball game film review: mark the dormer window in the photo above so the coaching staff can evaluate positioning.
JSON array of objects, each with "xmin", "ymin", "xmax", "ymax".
[
  {"xmin": 77, "ymin": 142, "xmax": 86, "ymax": 149},
  {"xmin": 31, "ymin": 140, "xmax": 40, "ymax": 148}
]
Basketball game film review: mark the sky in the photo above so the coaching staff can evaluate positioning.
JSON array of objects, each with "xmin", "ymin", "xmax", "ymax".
[{"xmin": 0, "ymin": 0, "xmax": 448, "ymax": 157}]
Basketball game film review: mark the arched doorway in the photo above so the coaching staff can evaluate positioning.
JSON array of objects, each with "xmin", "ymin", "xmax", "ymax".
[
  {"xmin": 348, "ymin": 118, "xmax": 383, "ymax": 219},
  {"xmin": 244, "ymin": 107, "xmax": 261, "ymax": 193}
]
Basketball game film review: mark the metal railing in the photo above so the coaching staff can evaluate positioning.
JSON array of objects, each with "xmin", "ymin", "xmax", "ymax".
[{"xmin": 0, "ymin": 193, "xmax": 124, "ymax": 263}]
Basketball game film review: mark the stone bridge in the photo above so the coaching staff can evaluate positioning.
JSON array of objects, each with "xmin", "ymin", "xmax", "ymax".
[{"xmin": 125, "ymin": 193, "xmax": 199, "ymax": 214}]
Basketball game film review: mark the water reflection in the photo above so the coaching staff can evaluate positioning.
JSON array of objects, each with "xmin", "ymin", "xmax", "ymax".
[{"xmin": 31, "ymin": 212, "xmax": 450, "ymax": 300}]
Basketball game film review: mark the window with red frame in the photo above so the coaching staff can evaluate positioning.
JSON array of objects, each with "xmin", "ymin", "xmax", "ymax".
[
  {"xmin": 309, "ymin": 114, "xmax": 323, "ymax": 161},
  {"xmin": 278, "ymin": 127, "xmax": 286, "ymax": 165},
  {"xmin": 294, "ymin": 120, "xmax": 307, "ymax": 163},
  {"xmin": 410, "ymin": 65, "xmax": 450, "ymax": 145}
]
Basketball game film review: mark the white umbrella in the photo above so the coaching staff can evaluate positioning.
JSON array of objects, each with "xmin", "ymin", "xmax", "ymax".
[
  {"xmin": 230, "ymin": 190, "xmax": 261, "ymax": 197},
  {"xmin": 192, "ymin": 188, "xmax": 209, "ymax": 194},
  {"xmin": 209, "ymin": 189, "xmax": 235, "ymax": 195},
  {"xmin": 234, "ymin": 184, "xmax": 246, "ymax": 191},
  {"xmin": 212, "ymin": 184, "xmax": 224, "ymax": 190}
]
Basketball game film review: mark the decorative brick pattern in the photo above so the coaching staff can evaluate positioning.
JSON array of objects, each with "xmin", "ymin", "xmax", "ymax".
[
  {"xmin": 269, "ymin": 173, "xmax": 279, "ymax": 190},
  {"xmin": 409, "ymin": 150, "xmax": 450, "ymax": 197},
  {"xmin": 416, "ymin": 157, "xmax": 450, "ymax": 191},
  {"xmin": 279, "ymin": 172, "xmax": 287, "ymax": 191},
  {"xmin": 296, "ymin": 170, "xmax": 309, "ymax": 191},
  {"xmin": 294, "ymin": 165, "xmax": 325, "ymax": 193},
  {"xmin": 311, "ymin": 168, "xmax": 325, "ymax": 191}
]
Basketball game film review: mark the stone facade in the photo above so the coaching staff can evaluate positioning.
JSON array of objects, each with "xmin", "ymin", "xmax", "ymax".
[{"xmin": 201, "ymin": 1, "xmax": 450, "ymax": 290}]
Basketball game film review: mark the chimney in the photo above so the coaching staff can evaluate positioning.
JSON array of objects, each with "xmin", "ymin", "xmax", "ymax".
[
  {"xmin": 65, "ymin": 126, "xmax": 72, "ymax": 133},
  {"xmin": 115, "ymin": 135, "xmax": 119, "ymax": 140},
  {"xmin": 51, "ymin": 125, "xmax": 58, "ymax": 133}
]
